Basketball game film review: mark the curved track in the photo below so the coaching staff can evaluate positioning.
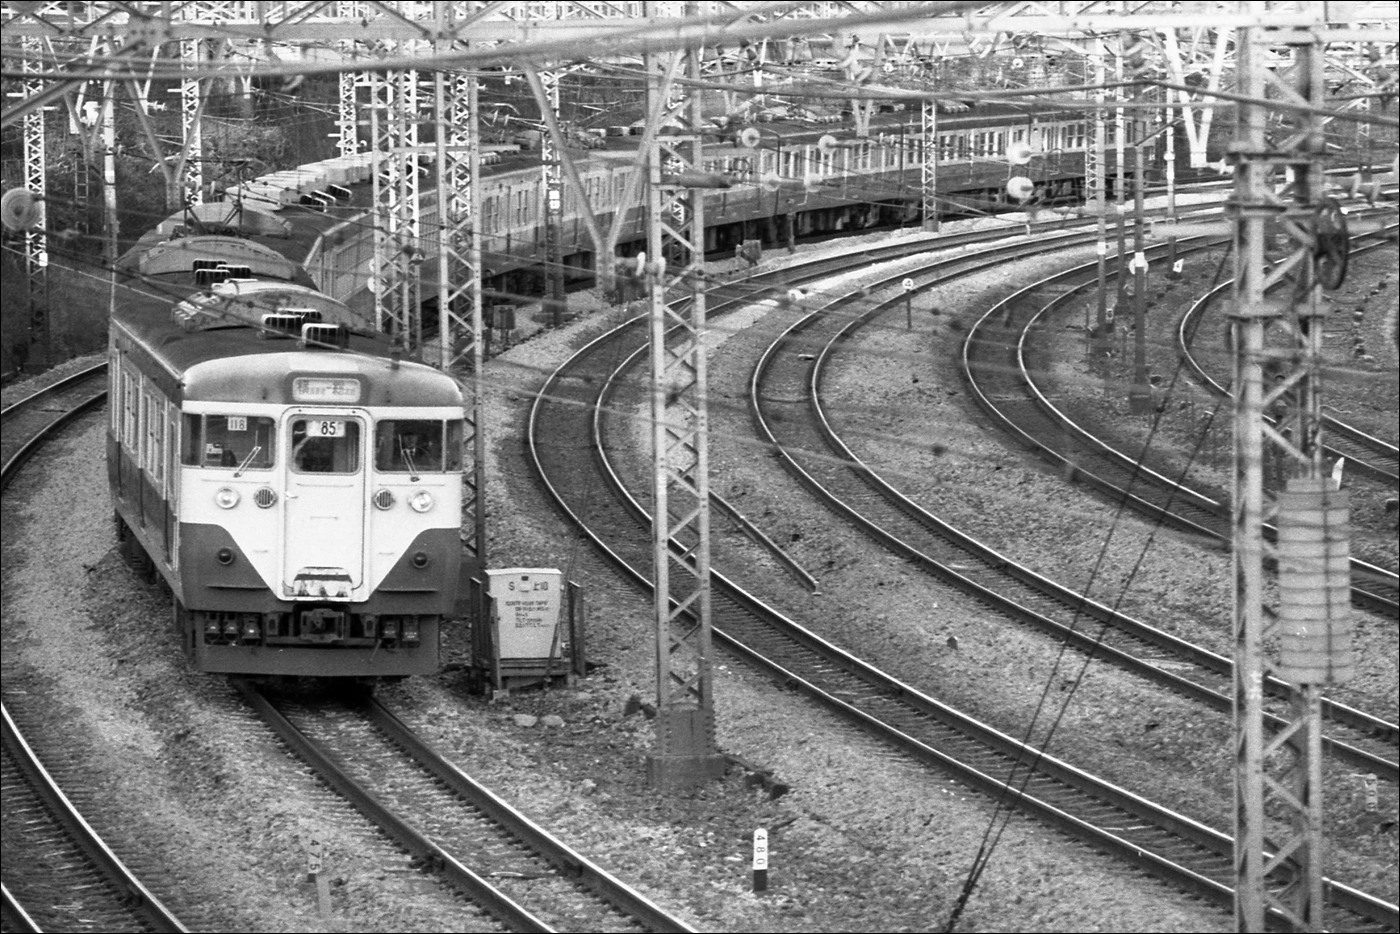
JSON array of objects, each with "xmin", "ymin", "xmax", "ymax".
[
  {"xmin": 962, "ymin": 244, "xmax": 1400, "ymax": 617},
  {"xmin": 2, "ymin": 366, "xmax": 186, "ymax": 934},
  {"xmin": 526, "ymin": 235, "xmax": 1399, "ymax": 930},
  {"xmin": 1175, "ymin": 239, "xmax": 1400, "ymax": 486},
  {"xmin": 239, "ymin": 684, "xmax": 694, "ymax": 934},
  {"xmin": 748, "ymin": 244, "xmax": 1398, "ymax": 780}
]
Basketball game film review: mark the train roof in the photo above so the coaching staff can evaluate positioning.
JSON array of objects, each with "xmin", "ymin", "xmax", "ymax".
[
  {"xmin": 112, "ymin": 299, "xmax": 463, "ymax": 408},
  {"xmin": 118, "ymin": 199, "xmax": 367, "ymax": 289},
  {"xmin": 472, "ymin": 99, "xmax": 1095, "ymax": 176}
]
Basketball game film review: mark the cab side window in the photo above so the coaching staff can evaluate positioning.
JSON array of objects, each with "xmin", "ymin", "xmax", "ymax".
[
  {"xmin": 375, "ymin": 419, "xmax": 446, "ymax": 472},
  {"xmin": 182, "ymin": 415, "xmax": 277, "ymax": 468}
]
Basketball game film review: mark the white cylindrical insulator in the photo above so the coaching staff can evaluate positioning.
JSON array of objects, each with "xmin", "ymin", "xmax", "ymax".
[{"xmin": 1274, "ymin": 477, "xmax": 1354, "ymax": 685}]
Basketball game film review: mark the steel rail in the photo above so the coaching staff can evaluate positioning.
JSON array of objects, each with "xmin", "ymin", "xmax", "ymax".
[
  {"xmin": 960, "ymin": 247, "xmax": 1400, "ymax": 617},
  {"xmin": 1, "ymin": 882, "xmax": 42, "ymax": 934},
  {"xmin": 362, "ymin": 697, "xmax": 698, "ymax": 934},
  {"xmin": 1, "ymin": 707, "xmax": 189, "ymax": 934},
  {"xmin": 1013, "ymin": 254, "xmax": 1400, "ymax": 615},
  {"xmin": 236, "ymin": 682, "xmax": 552, "ymax": 933},
  {"xmin": 526, "ymin": 259, "xmax": 1399, "ymax": 930},
  {"xmin": 1, "ymin": 363, "xmax": 188, "ymax": 933},
  {"xmin": 1174, "ymin": 235, "xmax": 1400, "ymax": 485},
  {"xmin": 775, "ymin": 249, "xmax": 1398, "ymax": 779},
  {"xmin": 0, "ymin": 362, "xmax": 108, "ymax": 479}
]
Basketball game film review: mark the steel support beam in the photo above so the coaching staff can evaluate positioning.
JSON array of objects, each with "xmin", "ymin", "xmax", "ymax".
[
  {"xmin": 643, "ymin": 30, "xmax": 724, "ymax": 791},
  {"xmin": 1231, "ymin": 12, "xmax": 1338, "ymax": 931},
  {"xmin": 20, "ymin": 35, "xmax": 49, "ymax": 357},
  {"xmin": 539, "ymin": 65, "xmax": 568, "ymax": 328},
  {"xmin": 920, "ymin": 96, "xmax": 938, "ymax": 231},
  {"xmin": 1089, "ymin": 46, "xmax": 1108, "ymax": 332},
  {"xmin": 430, "ymin": 13, "xmax": 486, "ymax": 568},
  {"xmin": 368, "ymin": 66, "xmax": 422, "ymax": 350},
  {"xmin": 180, "ymin": 36, "xmax": 203, "ymax": 206}
]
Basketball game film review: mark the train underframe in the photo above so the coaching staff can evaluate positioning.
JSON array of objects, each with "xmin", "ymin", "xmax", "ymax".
[{"xmin": 116, "ymin": 512, "xmax": 442, "ymax": 679}]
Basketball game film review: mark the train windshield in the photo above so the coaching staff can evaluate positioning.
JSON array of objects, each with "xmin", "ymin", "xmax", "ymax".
[
  {"xmin": 375, "ymin": 419, "xmax": 464, "ymax": 474},
  {"xmin": 290, "ymin": 418, "xmax": 362, "ymax": 473},
  {"xmin": 182, "ymin": 414, "xmax": 277, "ymax": 469}
]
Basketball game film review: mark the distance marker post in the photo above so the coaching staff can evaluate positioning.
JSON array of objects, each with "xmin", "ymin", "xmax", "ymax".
[
  {"xmin": 753, "ymin": 828, "xmax": 768, "ymax": 892},
  {"xmin": 903, "ymin": 277, "xmax": 914, "ymax": 330},
  {"xmin": 307, "ymin": 834, "xmax": 330, "ymax": 917}
]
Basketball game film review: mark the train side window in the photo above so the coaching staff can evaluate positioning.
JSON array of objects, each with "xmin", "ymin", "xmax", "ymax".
[
  {"xmin": 166, "ymin": 410, "xmax": 179, "ymax": 506},
  {"xmin": 291, "ymin": 418, "xmax": 360, "ymax": 474},
  {"xmin": 145, "ymin": 392, "xmax": 164, "ymax": 482},
  {"xmin": 123, "ymin": 373, "xmax": 140, "ymax": 450},
  {"xmin": 110, "ymin": 352, "xmax": 122, "ymax": 436},
  {"xmin": 445, "ymin": 419, "xmax": 464, "ymax": 471},
  {"xmin": 375, "ymin": 419, "xmax": 445, "ymax": 473},
  {"xmin": 182, "ymin": 414, "xmax": 203, "ymax": 465}
]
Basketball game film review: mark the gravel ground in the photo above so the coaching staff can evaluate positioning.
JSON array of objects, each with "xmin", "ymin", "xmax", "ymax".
[{"xmin": 2, "ymin": 217, "xmax": 1394, "ymax": 932}]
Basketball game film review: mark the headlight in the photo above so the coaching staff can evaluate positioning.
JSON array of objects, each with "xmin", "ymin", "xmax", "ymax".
[
  {"xmin": 215, "ymin": 487, "xmax": 240, "ymax": 509},
  {"xmin": 408, "ymin": 490, "xmax": 434, "ymax": 513}
]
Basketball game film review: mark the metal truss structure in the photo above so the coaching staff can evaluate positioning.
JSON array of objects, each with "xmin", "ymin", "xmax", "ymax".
[
  {"xmin": 3, "ymin": 9, "xmax": 1398, "ymax": 859},
  {"xmin": 1226, "ymin": 11, "xmax": 1382, "ymax": 929},
  {"xmin": 920, "ymin": 96, "xmax": 938, "ymax": 231},
  {"xmin": 642, "ymin": 37, "xmax": 726, "ymax": 790},
  {"xmin": 537, "ymin": 63, "xmax": 569, "ymax": 325},
  {"xmin": 429, "ymin": 9, "xmax": 487, "ymax": 567},
  {"xmin": 18, "ymin": 35, "xmax": 49, "ymax": 351},
  {"xmin": 366, "ymin": 66, "xmax": 422, "ymax": 348},
  {"xmin": 180, "ymin": 35, "xmax": 203, "ymax": 206}
]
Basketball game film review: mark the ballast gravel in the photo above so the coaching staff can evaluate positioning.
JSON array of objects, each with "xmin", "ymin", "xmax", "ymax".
[{"xmin": 2, "ymin": 218, "xmax": 1394, "ymax": 933}]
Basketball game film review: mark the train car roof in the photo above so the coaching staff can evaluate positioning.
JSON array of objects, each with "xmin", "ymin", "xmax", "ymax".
[
  {"xmin": 112, "ymin": 302, "xmax": 463, "ymax": 407},
  {"xmin": 116, "ymin": 196, "xmax": 370, "ymax": 290}
]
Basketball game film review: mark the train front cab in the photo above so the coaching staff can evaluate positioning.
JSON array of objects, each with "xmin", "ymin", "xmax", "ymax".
[
  {"xmin": 176, "ymin": 385, "xmax": 464, "ymax": 678},
  {"xmin": 109, "ymin": 348, "xmax": 464, "ymax": 677}
]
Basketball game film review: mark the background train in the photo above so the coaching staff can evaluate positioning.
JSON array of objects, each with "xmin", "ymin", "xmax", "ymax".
[
  {"xmin": 220, "ymin": 100, "xmax": 1156, "ymax": 325},
  {"xmin": 107, "ymin": 210, "xmax": 466, "ymax": 678}
]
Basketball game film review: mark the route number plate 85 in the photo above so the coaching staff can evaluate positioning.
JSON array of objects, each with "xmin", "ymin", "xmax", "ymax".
[{"xmin": 313, "ymin": 420, "xmax": 344, "ymax": 438}]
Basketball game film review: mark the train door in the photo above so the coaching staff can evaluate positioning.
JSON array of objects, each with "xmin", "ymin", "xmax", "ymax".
[{"xmin": 282, "ymin": 412, "xmax": 366, "ymax": 597}]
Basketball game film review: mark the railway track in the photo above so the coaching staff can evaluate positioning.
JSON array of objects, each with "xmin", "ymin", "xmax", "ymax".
[
  {"xmin": 746, "ymin": 240, "xmax": 1399, "ymax": 780},
  {"xmin": 528, "ymin": 233, "xmax": 1400, "ymax": 930},
  {"xmin": 0, "ymin": 363, "xmax": 108, "ymax": 474},
  {"xmin": 1, "ymin": 708, "xmax": 187, "ymax": 934},
  {"xmin": 962, "ymin": 240, "xmax": 1400, "ymax": 618},
  {"xmin": 1, "ymin": 367, "xmax": 187, "ymax": 934},
  {"xmin": 238, "ymin": 683, "xmax": 695, "ymax": 934},
  {"xmin": 1175, "ymin": 240, "xmax": 1400, "ymax": 486}
]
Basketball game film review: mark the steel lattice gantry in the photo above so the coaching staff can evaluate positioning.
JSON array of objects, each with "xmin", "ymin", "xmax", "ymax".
[
  {"xmin": 367, "ymin": 65, "xmax": 423, "ymax": 348},
  {"xmin": 179, "ymin": 29, "xmax": 203, "ymax": 206},
  {"xmin": 1228, "ymin": 10, "xmax": 1372, "ymax": 931},
  {"xmin": 920, "ymin": 96, "xmax": 938, "ymax": 231},
  {"xmin": 19, "ymin": 34, "xmax": 49, "ymax": 352},
  {"xmin": 642, "ymin": 37, "xmax": 726, "ymax": 790},
  {"xmin": 429, "ymin": 16, "xmax": 487, "ymax": 568}
]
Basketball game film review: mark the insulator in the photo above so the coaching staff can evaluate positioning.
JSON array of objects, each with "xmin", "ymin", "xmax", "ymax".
[{"xmin": 1274, "ymin": 477, "xmax": 1353, "ymax": 685}]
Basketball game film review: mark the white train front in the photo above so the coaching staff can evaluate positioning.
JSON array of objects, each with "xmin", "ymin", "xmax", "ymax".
[{"xmin": 107, "ymin": 230, "xmax": 466, "ymax": 678}]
